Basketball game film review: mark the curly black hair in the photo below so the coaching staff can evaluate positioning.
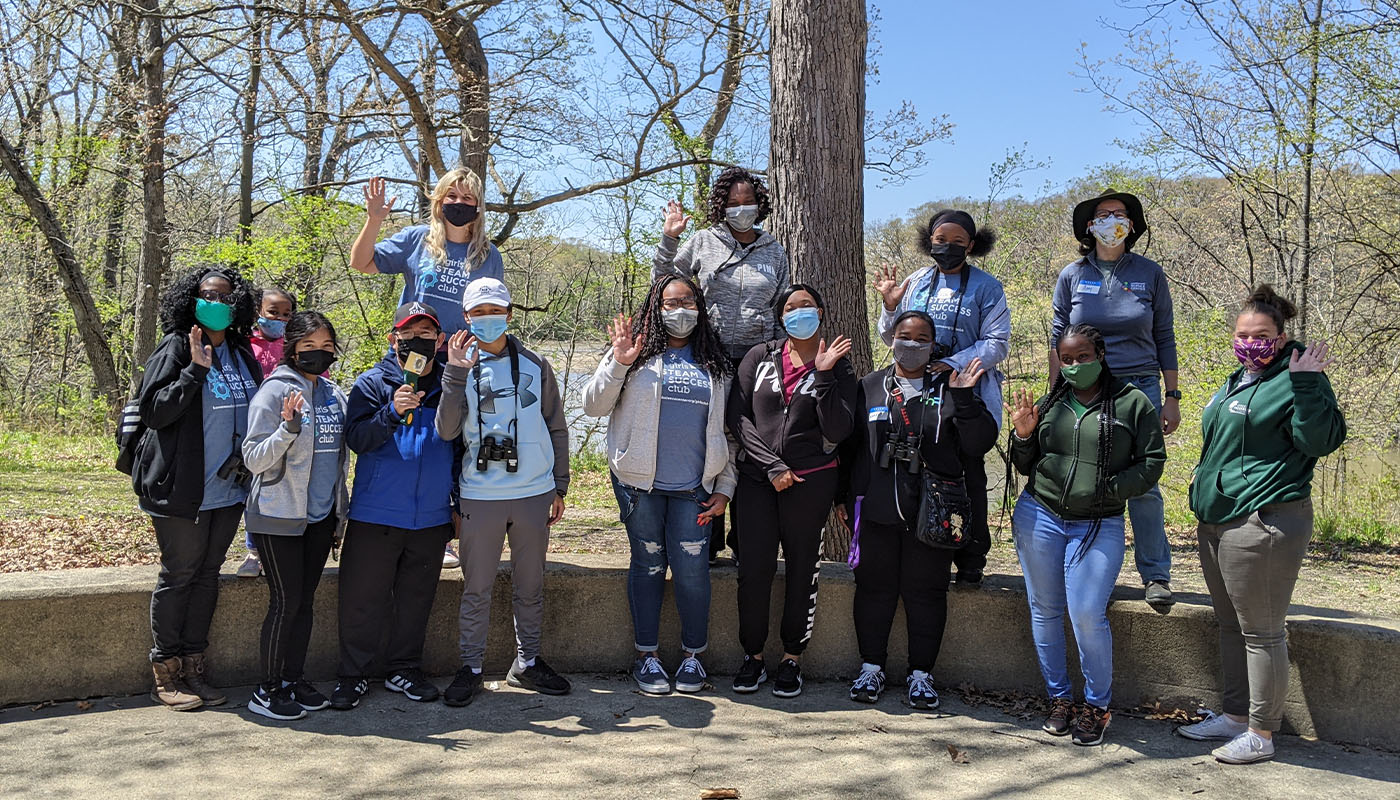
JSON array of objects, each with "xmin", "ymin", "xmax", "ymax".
[
  {"xmin": 280, "ymin": 311, "xmax": 340, "ymax": 367},
  {"xmin": 627, "ymin": 275, "xmax": 731, "ymax": 380},
  {"xmin": 917, "ymin": 209, "xmax": 997, "ymax": 258},
  {"xmin": 706, "ymin": 166, "xmax": 773, "ymax": 228},
  {"xmin": 158, "ymin": 266, "xmax": 257, "ymax": 337}
]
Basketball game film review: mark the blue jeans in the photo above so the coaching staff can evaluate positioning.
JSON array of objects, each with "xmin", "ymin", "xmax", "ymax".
[
  {"xmin": 612, "ymin": 474, "xmax": 712, "ymax": 653},
  {"xmin": 1124, "ymin": 374, "xmax": 1170, "ymax": 584},
  {"xmin": 1012, "ymin": 492, "xmax": 1125, "ymax": 708}
]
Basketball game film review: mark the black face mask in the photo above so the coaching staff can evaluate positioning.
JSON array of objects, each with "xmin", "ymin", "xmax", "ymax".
[
  {"xmin": 929, "ymin": 242, "xmax": 967, "ymax": 271},
  {"xmin": 397, "ymin": 335, "xmax": 438, "ymax": 363},
  {"xmin": 442, "ymin": 203, "xmax": 479, "ymax": 227},
  {"xmin": 294, "ymin": 349, "xmax": 337, "ymax": 375}
]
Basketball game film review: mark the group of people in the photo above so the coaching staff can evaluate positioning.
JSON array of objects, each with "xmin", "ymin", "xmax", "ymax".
[{"xmin": 124, "ymin": 165, "xmax": 1345, "ymax": 766}]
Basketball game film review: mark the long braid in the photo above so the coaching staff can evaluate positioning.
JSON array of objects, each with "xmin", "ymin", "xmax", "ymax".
[
  {"xmin": 1065, "ymin": 323, "xmax": 1114, "ymax": 565},
  {"xmin": 626, "ymin": 274, "xmax": 732, "ymax": 380}
]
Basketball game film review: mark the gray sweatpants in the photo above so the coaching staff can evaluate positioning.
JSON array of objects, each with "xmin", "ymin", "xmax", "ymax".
[
  {"xmin": 458, "ymin": 491, "xmax": 556, "ymax": 670},
  {"xmin": 1196, "ymin": 498, "xmax": 1312, "ymax": 732}
]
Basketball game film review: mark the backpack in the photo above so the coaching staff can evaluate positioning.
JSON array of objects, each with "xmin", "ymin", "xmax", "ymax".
[{"xmin": 114, "ymin": 397, "xmax": 144, "ymax": 475}]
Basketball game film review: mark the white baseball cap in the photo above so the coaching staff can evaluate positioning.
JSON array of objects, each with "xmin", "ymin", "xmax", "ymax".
[{"xmin": 461, "ymin": 277, "xmax": 512, "ymax": 313}]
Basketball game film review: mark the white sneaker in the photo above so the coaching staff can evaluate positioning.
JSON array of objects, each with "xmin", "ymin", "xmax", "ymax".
[
  {"xmin": 236, "ymin": 552, "xmax": 262, "ymax": 578},
  {"xmin": 443, "ymin": 542, "xmax": 460, "ymax": 569},
  {"xmin": 1177, "ymin": 711, "xmax": 1248, "ymax": 741},
  {"xmin": 1212, "ymin": 730, "xmax": 1275, "ymax": 764}
]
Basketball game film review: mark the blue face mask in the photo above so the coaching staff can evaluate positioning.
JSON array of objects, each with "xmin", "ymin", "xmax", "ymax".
[
  {"xmin": 256, "ymin": 317, "xmax": 286, "ymax": 340},
  {"xmin": 783, "ymin": 307, "xmax": 821, "ymax": 341},
  {"xmin": 470, "ymin": 314, "xmax": 509, "ymax": 344}
]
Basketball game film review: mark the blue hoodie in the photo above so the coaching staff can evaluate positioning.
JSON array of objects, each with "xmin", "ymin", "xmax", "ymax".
[{"xmin": 345, "ymin": 350, "xmax": 464, "ymax": 530}]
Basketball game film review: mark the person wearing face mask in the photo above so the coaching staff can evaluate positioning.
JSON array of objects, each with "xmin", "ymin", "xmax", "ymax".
[
  {"xmin": 1176, "ymin": 286, "xmax": 1344, "ymax": 765},
  {"xmin": 727, "ymin": 284, "xmax": 857, "ymax": 697},
  {"xmin": 239, "ymin": 286, "xmax": 299, "ymax": 579},
  {"xmin": 350, "ymin": 169, "xmax": 504, "ymax": 338},
  {"xmin": 329, "ymin": 302, "xmax": 465, "ymax": 711},
  {"xmin": 1051, "ymin": 190, "xmax": 1179, "ymax": 609},
  {"xmin": 873, "ymin": 210, "xmax": 1009, "ymax": 587},
  {"xmin": 1006, "ymin": 323, "xmax": 1165, "ymax": 747},
  {"xmin": 436, "ymin": 278, "xmax": 572, "ymax": 706},
  {"xmin": 581, "ymin": 275, "xmax": 737, "ymax": 696},
  {"xmin": 241, "ymin": 311, "xmax": 350, "ymax": 721},
  {"xmin": 834, "ymin": 311, "xmax": 995, "ymax": 712},
  {"xmin": 130, "ymin": 266, "xmax": 262, "ymax": 711},
  {"xmin": 653, "ymin": 166, "xmax": 791, "ymax": 560}
]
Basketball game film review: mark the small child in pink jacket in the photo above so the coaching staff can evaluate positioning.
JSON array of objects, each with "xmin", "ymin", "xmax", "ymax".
[{"xmin": 238, "ymin": 286, "xmax": 297, "ymax": 578}]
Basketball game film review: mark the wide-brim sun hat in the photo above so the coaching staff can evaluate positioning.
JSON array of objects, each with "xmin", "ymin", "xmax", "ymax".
[{"xmin": 1072, "ymin": 190, "xmax": 1148, "ymax": 251}]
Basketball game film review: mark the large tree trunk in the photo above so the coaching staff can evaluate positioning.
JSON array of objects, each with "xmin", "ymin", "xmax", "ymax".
[
  {"xmin": 132, "ymin": 0, "xmax": 169, "ymax": 388},
  {"xmin": 422, "ymin": 0, "xmax": 491, "ymax": 179},
  {"xmin": 769, "ymin": 0, "xmax": 868, "ymax": 560},
  {"xmin": 238, "ymin": 1, "xmax": 265, "ymax": 243}
]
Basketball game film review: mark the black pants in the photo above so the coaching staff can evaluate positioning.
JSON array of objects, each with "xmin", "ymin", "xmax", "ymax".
[
  {"xmin": 852, "ymin": 518, "xmax": 954, "ymax": 674},
  {"xmin": 734, "ymin": 469, "xmax": 836, "ymax": 656},
  {"xmin": 711, "ymin": 355, "xmax": 748, "ymax": 560},
  {"xmin": 254, "ymin": 516, "xmax": 336, "ymax": 686},
  {"xmin": 338, "ymin": 520, "xmax": 451, "ymax": 679},
  {"xmin": 149, "ymin": 504, "xmax": 243, "ymax": 662},
  {"xmin": 952, "ymin": 455, "xmax": 990, "ymax": 575}
]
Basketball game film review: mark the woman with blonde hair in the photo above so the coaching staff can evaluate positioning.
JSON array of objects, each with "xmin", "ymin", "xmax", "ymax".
[{"xmin": 351, "ymin": 168, "xmax": 504, "ymax": 338}]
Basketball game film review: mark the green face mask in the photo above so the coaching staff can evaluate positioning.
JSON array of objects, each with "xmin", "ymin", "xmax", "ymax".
[
  {"xmin": 195, "ymin": 298, "xmax": 234, "ymax": 332},
  {"xmin": 1060, "ymin": 359, "xmax": 1103, "ymax": 390}
]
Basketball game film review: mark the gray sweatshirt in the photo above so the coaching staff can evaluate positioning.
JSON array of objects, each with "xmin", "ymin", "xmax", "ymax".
[
  {"xmin": 242, "ymin": 364, "xmax": 350, "ymax": 536},
  {"xmin": 1051, "ymin": 252, "xmax": 1178, "ymax": 376},
  {"xmin": 652, "ymin": 226, "xmax": 791, "ymax": 360}
]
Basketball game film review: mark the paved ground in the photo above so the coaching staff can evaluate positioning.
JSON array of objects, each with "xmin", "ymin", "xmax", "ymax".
[{"xmin": 2, "ymin": 675, "xmax": 1396, "ymax": 799}]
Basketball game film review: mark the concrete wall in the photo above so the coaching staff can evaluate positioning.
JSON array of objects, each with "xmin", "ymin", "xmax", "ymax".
[{"xmin": 1, "ymin": 556, "xmax": 1397, "ymax": 749}]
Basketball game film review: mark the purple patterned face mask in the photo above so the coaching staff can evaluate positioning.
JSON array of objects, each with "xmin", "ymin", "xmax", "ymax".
[{"xmin": 1233, "ymin": 336, "xmax": 1282, "ymax": 371}]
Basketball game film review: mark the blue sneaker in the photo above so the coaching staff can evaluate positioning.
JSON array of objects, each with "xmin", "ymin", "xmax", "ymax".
[
  {"xmin": 674, "ymin": 655, "xmax": 707, "ymax": 693},
  {"xmin": 633, "ymin": 655, "xmax": 671, "ymax": 695}
]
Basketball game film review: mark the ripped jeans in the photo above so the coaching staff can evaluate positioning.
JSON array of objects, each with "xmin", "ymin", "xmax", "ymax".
[{"xmin": 612, "ymin": 474, "xmax": 712, "ymax": 653}]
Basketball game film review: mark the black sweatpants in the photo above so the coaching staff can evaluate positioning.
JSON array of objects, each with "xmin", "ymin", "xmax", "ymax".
[
  {"xmin": 734, "ymin": 469, "xmax": 837, "ymax": 656},
  {"xmin": 254, "ymin": 515, "xmax": 336, "ymax": 686},
  {"xmin": 711, "ymin": 354, "xmax": 748, "ymax": 560},
  {"xmin": 149, "ymin": 504, "xmax": 243, "ymax": 661},
  {"xmin": 952, "ymin": 455, "xmax": 990, "ymax": 576},
  {"xmin": 337, "ymin": 520, "xmax": 451, "ymax": 679},
  {"xmin": 852, "ymin": 518, "xmax": 954, "ymax": 674}
]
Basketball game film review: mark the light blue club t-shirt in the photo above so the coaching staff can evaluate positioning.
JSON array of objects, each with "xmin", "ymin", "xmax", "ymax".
[
  {"xmin": 653, "ymin": 345, "xmax": 712, "ymax": 492},
  {"xmin": 201, "ymin": 343, "xmax": 258, "ymax": 511},
  {"xmin": 304, "ymin": 379, "xmax": 344, "ymax": 523},
  {"xmin": 373, "ymin": 224, "xmax": 505, "ymax": 336}
]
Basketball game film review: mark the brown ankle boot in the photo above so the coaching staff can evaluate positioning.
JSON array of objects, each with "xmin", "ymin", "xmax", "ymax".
[
  {"xmin": 151, "ymin": 657, "xmax": 203, "ymax": 711},
  {"xmin": 180, "ymin": 653, "xmax": 227, "ymax": 706}
]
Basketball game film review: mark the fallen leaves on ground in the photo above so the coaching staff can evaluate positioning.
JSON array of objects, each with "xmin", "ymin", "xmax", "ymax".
[
  {"xmin": 956, "ymin": 682, "xmax": 1048, "ymax": 720},
  {"xmin": 945, "ymin": 744, "xmax": 971, "ymax": 764},
  {"xmin": 75, "ymin": 700, "xmax": 93, "ymax": 711},
  {"xmin": 0, "ymin": 514, "xmax": 157, "ymax": 573},
  {"xmin": 1133, "ymin": 700, "xmax": 1202, "ymax": 723}
]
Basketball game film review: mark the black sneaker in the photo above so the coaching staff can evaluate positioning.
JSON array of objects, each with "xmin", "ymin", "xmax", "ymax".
[
  {"xmin": 905, "ymin": 670, "xmax": 939, "ymax": 710},
  {"xmin": 1145, "ymin": 581, "xmax": 1175, "ymax": 609},
  {"xmin": 849, "ymin": 665, "xmax": 885, "ymax": 704},
  {"xmin": 731, "ymin": 655, "xmax": 767, "ymax": 694},
  {"xmin": 288, "ymin": 679, "xmax": 330, "ymax": 711},
  {"xmin": 247, "ymin": 684, "xmax": 306, "ymax": 721},
  {"xmin": 385, "ymin": 668, "xmax": 440, "ymax": 702},
  {"xmin": 507, "ymin": 658, "xmax": 571, "ymax": 695},
  {"xmin": 330, "ymin": 679, "xmax": 368, "ymax": 710},
  {"xmin": 954, "ymin": 569, "xmax": 984, "ymax": 587},
  {"xmin": 443, "ymin": 667, "xmax": 484, "ymax": 707},
  {"xmin": 771, "ymin": 659, "xmax": 803, "ymax": 698},
  {"xmin": 1072, "ymin": 705, "xmax": 1112, "ymax": 746},
  {"xmin": 1042, "ymin": 697, "xmax": 1075, "ymax": 736}
]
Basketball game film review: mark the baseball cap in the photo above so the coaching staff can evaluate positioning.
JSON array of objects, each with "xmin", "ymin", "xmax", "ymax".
[
  {"xmin": 462, "ymin": 277, "xmax": 512, "ymax": 313},
  {"xmin": 393, "ymin": 301, "xmax": 441, "ymax": 329}
]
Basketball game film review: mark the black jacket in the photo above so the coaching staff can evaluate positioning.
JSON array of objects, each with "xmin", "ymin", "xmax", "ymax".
[
  {"xmin": 727, "ymin": 340, "xmax": 858, "ymax": 483},
  {"xmin": 839, "ymin": 367, "xmax": 997, "ymax": 527},
  {"xmin": 132, "ymin": 330, "xmax": 262, "ymax": 519}
]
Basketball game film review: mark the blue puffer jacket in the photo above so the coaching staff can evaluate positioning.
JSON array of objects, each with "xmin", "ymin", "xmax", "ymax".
[{"xmin": 345, "ymin": 350, "xmax": 463, "ymax": 529}]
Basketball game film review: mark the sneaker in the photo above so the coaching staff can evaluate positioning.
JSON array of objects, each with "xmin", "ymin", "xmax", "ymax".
[
  {"xmin": 1071, "ymin": 705, "xmax": 1111, "ymax": 746},
  {"xmin": 905, "ymin": 670, "xmax": 939, "ymax": 710},
  {"xmin": 633, "ymin": 655, "xmax": 671, "ymax": 695},
  {"xmin": 954, "ymin": 569, "xmax": 983, "ymax": 587},
  {"xmin": 674, "ymin": 655, "xmax": 707, "ymax": 693},
  {"xmin": 1177, "ymin": 710, "xmax": 1248, "ymax": 741},
  {"xmin": 849, "ymin": 664, "xmax": 885, "ymax": 704},
  {"xmin": 235, "ymin": 552, "xmax": 262, "ymax": 578},
  {"xmin": 771, "ymin": 659, "xmax": 803, "ymax": 698},
  {"xmin": 507, "ymin": 658, "xmax": 571, "ymax": 696},
  {"xmin": 731, "ymin": 655, "xmax": 767, "ymax": 694},
  {"xmin": 1145, "ymin": 580, "xmax": 1175, "ymax": 608},
  {"xmin": 330, "ymin": 679, "xmax": 369, "ymax": 710},
  {"xmin": 288, "ymin": 679, "xmax": 330, "ymax": 711},
  {"xmin": 385, "ymin": 668, "xmax": 440, "ymax": 702},
  {"xmin": 1042, "ymin": 698, "xmax": 1076, "ymax": 735},
  {"xmin": 247, "ymin": 684, "xmax": 306, "ymax": 721},
  {"xmin": 443, "ymin": 667, "xmax": 484, "ymax": 707},
  {"xmin": 1212, "ymin": 730, "xmax": 1275, "ymax": 764},
  {"xmin": 443, "ymin": 542, "xmax": 461, "ymax": 569}
]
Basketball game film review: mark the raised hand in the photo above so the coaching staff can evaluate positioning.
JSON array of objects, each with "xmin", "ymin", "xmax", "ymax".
[
  {"xmin": 607, "ymin": 313, "xmax": 643, "ymax": 366},
  {"xmin": 1289, "ymin": 339, "xmax": 1336, "ymax": 373},
  {"xmin": 393, "ymin": 384, "xmax": 425, "ymax": 415},
  {"xmin": 446, "ymin": 330, "xmax": 480, "ymax": 369},
  {"xmin": 813, "ymin": 335, "xmax": 852, "ymax": 372},
  {"xmin": 949, "ymin": 357, "xmax": 985, "ymax": 389},
  {"xmin": 1005, "ymin": 386, "xmax": 1040, "ymax": 440},
  {"xmin": 281, "ymin": 390, "xmax": 305, "ymax": 423},
  {"xmin": 662, "ymin": 200, "xmax": 690, "ymax": 239},
  {"xmin": 188, "ymin": 326, "xmax": 212, "ymax": 369},
  {"xmin": 363, "ymin": 176, "xmax": 396, "ymax": 222},
  {"xmin": 871, "ymin": 263, "xmax": 909, "ymax": 312}
]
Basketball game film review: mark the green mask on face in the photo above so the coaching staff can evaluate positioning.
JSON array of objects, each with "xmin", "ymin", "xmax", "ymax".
[
  {"xmin": 195, "ymin": 298, "xmax": 234, "ymax": 332},
  {"xmin": 1060, "ymin": 360, "xmax": 1103, "ymax": 390}
]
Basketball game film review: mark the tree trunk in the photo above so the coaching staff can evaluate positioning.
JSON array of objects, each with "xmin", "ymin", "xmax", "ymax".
[
  {"xmin": 238, "ymin": 1, "xmax": 265, "ymax": 243},
  {"xmin": 1298, "ymin": 0, "xmax": 1324, "ymax": 341},
  {"xmin": 132, "ymin": 0, "xmax": 169, "ymax": 387},
  {"xmin": 423, "ymin": 0, "xmax": 491, "ymax": 179}
]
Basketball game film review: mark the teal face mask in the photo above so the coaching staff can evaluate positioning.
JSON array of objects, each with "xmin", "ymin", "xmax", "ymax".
[
  {"xmin": 1059, "ymin": 360, "xmax": 1103, "ymax": 390},
  {"xmin": 195, "ymin": 299, "xmax": 234, "ymax": 332}
]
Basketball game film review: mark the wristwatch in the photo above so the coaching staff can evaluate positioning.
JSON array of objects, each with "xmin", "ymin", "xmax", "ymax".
[{"xmin": 1164, "ymin": 390, "xmax": 1182, "ymax": 400}]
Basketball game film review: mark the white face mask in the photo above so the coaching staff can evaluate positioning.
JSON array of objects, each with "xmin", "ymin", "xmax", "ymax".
[
  {"xmin": 1089, "ymin": 215, "xmax": 1131, "ymax": 248},
  {"xmin": 725, "ymin": 204, "xmax": 759, "ymax": 232},
  {"xmin": 662, "ymin": 308, "xmax": 699, "ymax": 338}
]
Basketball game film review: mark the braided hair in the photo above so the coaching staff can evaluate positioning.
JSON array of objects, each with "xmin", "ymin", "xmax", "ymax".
[
  {"xmin": 705, "ymin": 166, "xmax": 772, "ymax": 228},
  {"xmin": 627, "ymin": 275, "xmax": 732, "ymax": 380}
]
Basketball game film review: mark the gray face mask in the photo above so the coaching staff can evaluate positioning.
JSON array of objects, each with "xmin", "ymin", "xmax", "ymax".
[
  {"xmin": 662, "ymin": 308, "xmax": 699, "ymax": 338},
  {"xmin": 725, "ymin": 204, "xmax": 759, "ymax": 232},
  {"xmin": 892, "ymin": 339, "xmax": 932, "ymax": 372}
]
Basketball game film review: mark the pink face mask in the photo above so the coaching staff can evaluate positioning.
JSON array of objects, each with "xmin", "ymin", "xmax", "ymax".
[{"xmin": 1233, "ymin": 336, "xmax": 1282, "ymax": 371}]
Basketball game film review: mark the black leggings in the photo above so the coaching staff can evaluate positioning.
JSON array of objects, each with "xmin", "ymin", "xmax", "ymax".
[
  {"xmin": 953, "ymin": 455, "xmax": 990, "ymax": 575},
  {"xmin": 734, "ymin": 468, "xmax": 837, "ymax": 656},
  {"xmin": 254, "ymin": 516, "xmax": 336, "ymax": 686},
  {"xmin": 852, "ymin": 518, "xmax": 953, "ymax": 674}
]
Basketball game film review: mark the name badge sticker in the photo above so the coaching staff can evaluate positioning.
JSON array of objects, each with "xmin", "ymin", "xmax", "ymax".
[
  {"xmin": 868, "ymin": 406, "xmax": 890, "ymax": 422},
  {"xmin": 936, "ymin": 287, "xmax": 955, "ymax": 301},
  {"xmin": 1076, "ymin": 280, "xmax": 1102, "ymax": 296}
]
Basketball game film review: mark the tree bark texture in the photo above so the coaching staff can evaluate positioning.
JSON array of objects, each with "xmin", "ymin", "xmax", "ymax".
[
  {"xmin": 238, "ymin": 1, "xmax": 265, "ymax": 243},
  {"xmin": 132, "ymin": 0, "xmax": 169, "ymax": 389}
]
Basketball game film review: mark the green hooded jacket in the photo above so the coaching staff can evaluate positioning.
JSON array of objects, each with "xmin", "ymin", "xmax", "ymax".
[
  {"xmin": 1188, "ymin": 341, "xmax": 1346, "ymax": 525},
  {"xmin": 1010, "ymin": 377, "xmax": 1166, "ymax": 520}
]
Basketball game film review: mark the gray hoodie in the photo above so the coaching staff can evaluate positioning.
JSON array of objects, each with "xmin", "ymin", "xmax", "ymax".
[
  {"xmin": 242, "ymin": 364, "xmax": 350, "ymax": 537},
  {"xmin": 653, "ymin": 226, "xmax": 791, "ymax": 360}
]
